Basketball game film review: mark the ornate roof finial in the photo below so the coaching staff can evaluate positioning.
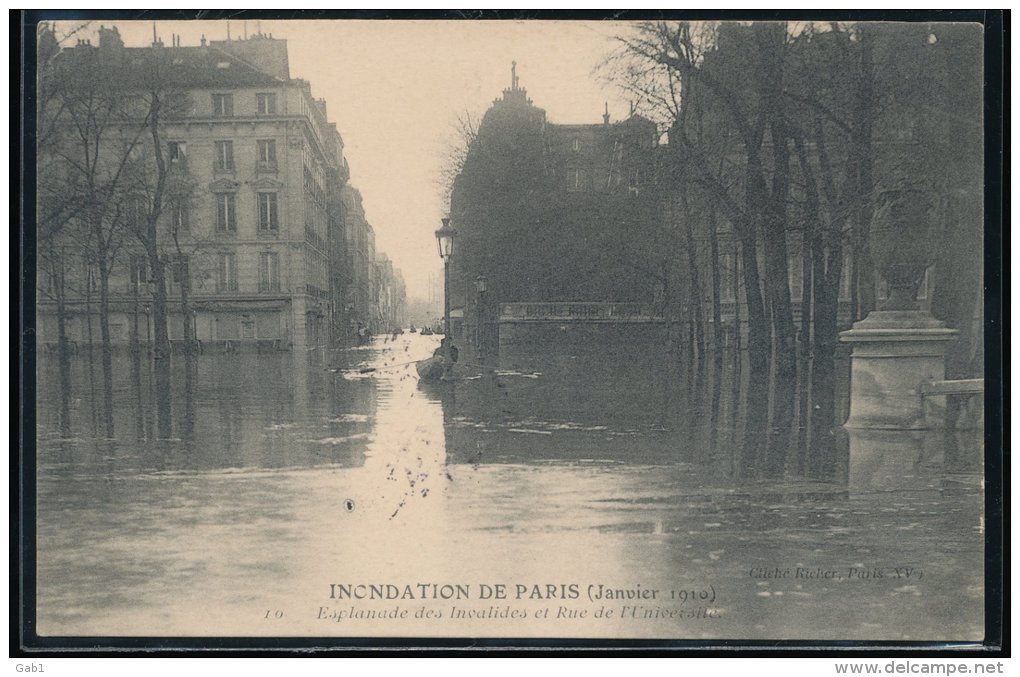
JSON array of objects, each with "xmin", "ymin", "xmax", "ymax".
[{"xmin": 511, "ymin": 60, "xmax": 518, "ymax": 90}]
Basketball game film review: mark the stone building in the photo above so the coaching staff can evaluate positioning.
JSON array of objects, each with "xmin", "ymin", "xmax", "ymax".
[
  {"xmin": 37, "ymin": 27, "xmax": 403, "ymax": 354},
  {"xmin": 374, "ymin": 254, "xmax": 407, "ymax": 333},
  {"xmin": 448, "ymin": 67, "xmax": 665, "ymax": 320},
  {"xmin": 339, "ymin": 185, "xmax": 377, "ymax": 340}
]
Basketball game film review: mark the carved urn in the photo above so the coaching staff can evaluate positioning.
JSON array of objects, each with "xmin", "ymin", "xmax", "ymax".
[{"xmin": 869, "ymin": 187, "xmax": 938, "ymax": 311}]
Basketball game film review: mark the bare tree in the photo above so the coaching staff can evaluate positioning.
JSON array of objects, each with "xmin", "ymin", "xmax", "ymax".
[
  {"xmin": 40, "ymin": 30, "xmax": 152, "ymax": 438},
  {"xmin": 436, "ymin": 110, "xmax": 480, "ymax": 206}
]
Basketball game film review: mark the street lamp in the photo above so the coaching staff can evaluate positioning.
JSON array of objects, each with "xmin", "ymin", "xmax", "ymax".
[
  {"xmin": 474, "ymin": 274, "xmax": 488, "ymax": 353},
  {"xmin": 435, "ymin": 218, "xmax": 457, "ymax": 379}
]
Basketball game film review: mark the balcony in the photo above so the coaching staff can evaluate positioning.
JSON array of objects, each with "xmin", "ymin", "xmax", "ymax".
[{"xmin": 499, "ymin": 302, "xmax": 662, "ymax": 323}]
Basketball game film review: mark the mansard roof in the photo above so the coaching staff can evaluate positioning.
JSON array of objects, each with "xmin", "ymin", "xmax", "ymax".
[{"xmin": 52, "ymin": 41, "xmax": 285, "ymax": 91}]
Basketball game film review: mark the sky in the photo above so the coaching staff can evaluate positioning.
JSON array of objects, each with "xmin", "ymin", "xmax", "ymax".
[{"xmin": 51, "ymin": 19, "xmax": 641, "ymax": 302}]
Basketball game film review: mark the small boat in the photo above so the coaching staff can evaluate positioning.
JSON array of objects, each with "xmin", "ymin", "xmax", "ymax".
[
  {"xmin": 421, "ymin": 327, "xmax": 434, "ymax": 336},
  {"xmin": 409, "ymin": 326, "xmax": 417, "ymax": 333},
  {"xmin": 416, "ymin": 355, "xmax": 446, "ymax": 382}
]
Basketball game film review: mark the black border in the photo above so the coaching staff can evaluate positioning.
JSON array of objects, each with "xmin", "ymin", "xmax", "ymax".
[{"xmin": 14, "ymin": 8, "xmax": 1008, "ymax": 657}]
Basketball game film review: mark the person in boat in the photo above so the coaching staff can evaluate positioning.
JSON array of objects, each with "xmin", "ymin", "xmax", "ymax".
[{"xmin": 432, "ymin": 337, "xmax": 459, "ymax": 363}]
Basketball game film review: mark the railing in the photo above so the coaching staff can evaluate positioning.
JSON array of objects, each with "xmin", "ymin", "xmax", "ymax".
[
  {"xmin": 499, "ymin": 302, "xmax": 662, "ymax": 323},
  {"xmin": 498, "ymin": 299, "xmax": 855, "ymax": 324}
]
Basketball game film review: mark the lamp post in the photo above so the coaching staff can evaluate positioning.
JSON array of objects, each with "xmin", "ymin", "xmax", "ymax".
[
  {"xmin": 475, "ymin": 274, "xmax": 488, "ymax": 355},
  {"xmin": 435, "ymin": 218, "xmax": 457, "ymax": 380}
]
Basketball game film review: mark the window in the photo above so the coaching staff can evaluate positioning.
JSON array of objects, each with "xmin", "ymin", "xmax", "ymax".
[
  {"xmin": 84, "ymin": 262, "xmax": 99, "ymax": 292},
  {"xmin": 168, "ymin": 141, "xmax": 186, "ymax": 162},
  {"xmin": 257, "ymin": 192, "xmax": 279, "ymax": 232},
  {"xmin": 567, "ymin": 168, "xmax": 584, "ymax": 192},
  {"xmin": 788, "ymin": 252, "xmax": 804, "ymax": 302},
  {"xmin": 241, "ymin": 316, "xmax": 256, "ymax": 339},
  {"xmin": 171, "ymin": 255, "xmax": 189, "ymax": 287},
  {"xmin": 129, "ymin": 255, "xmax": 148, "ymax": 292},
  {"xmin": 628, "ymin": 168, "xmax": 642, "ymax": 197},
  {"xmin": 217, "ymin": 252, "xmax": 238, "ymax": 292},
  {"xmin": 720, "ymin": 253, "xmax": 737, "ymax": 302},
  {"xmin": 171, "ymin": 202, "xmax": 190, "ymax": 233},
  {"xmin": 256, "ymin": 93, "xmax": 277, "ymax": 115},
  {"xmin": 257, "ymin": 139, "xmax": 277, "ymax": 168},
  {"xmin": 212, "ymin": 93, "xmax": 233, "ymax": 116},
  {"xmin": 217, "ymin": 314, "xmax": 240, "ymax": 339},
  {"xmin": 255, "ymin": 311, "xmax": 281, "ymax": 338},
  {"xmin": 259, "ymin": 252, "xmax": 280, "ymax": 292},
  {"xmin": 216, "ymin": 193, "xmax": 237, "ymax": 232},
  {"xmin": 572, "ymin": 137, "xmax": 581, "ymax": 152},
  {"xmin": 214, "ymin": 140, "xmax": 234, "ymax": 171},
  {"xmin": 839, "ymin": 259, "xmax": 853, "ymax": 301},
  {"xmin": 126, "ymin": 194, "xmax": 148, "ymax": 225}
]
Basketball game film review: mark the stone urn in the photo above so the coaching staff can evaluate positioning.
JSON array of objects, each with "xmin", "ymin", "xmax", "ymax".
[
  {"xmin": 869, "ymin": 187, "xmax": 938, "ymax": 310},
  {"xmin": 839, "ymin": 185, "xmax": 957, "ymax": 430}
]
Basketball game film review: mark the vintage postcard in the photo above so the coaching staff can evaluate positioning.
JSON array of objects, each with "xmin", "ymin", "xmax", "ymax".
[{"xmin": 24, "ymin": 14, "xmax": 997, "ymax": 648}]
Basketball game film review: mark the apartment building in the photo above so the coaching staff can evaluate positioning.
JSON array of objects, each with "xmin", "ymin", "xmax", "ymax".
[{"xmin": 38, "ymin": 27, "xmax": 365, "ymax": 354}]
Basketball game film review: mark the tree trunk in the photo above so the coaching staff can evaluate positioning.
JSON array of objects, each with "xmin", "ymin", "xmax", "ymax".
[
  {"xmin": 851, "ymin": 29, "xmax": 877, "ymax": 320},
  {"xmin": 812, "ymin": 120, "xmax": 847, "ymax": 467},
  {"xmin": 149, "ymin": 260, "xmax": 173, "ymax": 439},
  {"xmin": 796, "ymin": 236, "xmax": 813, "ymax": 473},
  {"xmin": 708, "ymin": 205, "xmax": 723, "ymax": 360},
  {"xmin": 54, "ymin": 258, "xmax": 73, "ymax": 437},
  {"xmin": 144, "ymin": 89, "xmax": 173, "ymax": 440},
  {"xmin": 84, "ymin": 275, "xmax": 98, "ymax": 436},
  {"xmin": 762, "ymin": 123, "xmax": 797, "ymax": 478},
  {"xmin": 732, "ymin": 249, "xmax": 741, "ymax": 362},
  {"xmin": 180, "ymin": 275, "xmax": 196, "ymax": 440},
  {"xmin": 98, "ymin": 261, "xmax": 115, "ymax": 438},
  {"xmin": 680, "ymin": 197, "xmax": 706, "ymax": 361},
  {"xmin": 130, "ymin": 288, "xmax": 144, "ymax": 439},
  {"xmin": 737, "ymin": 222, "xmax": 769, "ymax": 375}
]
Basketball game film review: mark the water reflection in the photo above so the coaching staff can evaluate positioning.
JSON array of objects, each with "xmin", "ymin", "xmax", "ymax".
[{"xmin": 35, "ymin": 333, "xmax": 983, "ymax": 640}]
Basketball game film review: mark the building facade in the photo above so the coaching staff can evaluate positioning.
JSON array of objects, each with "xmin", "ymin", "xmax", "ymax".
[
  {"xmin": 38, "ymin": 27, "xmax": 403, "ymax": 354},
  {"xmin": 448, "ymin": 70, "xmax": 665, "ymax": 330}
]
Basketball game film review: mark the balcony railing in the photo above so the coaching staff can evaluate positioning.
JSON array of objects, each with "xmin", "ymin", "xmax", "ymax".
[{"xmin": 499, "ymin": 302, "xmax": 662, "ymax": 323}]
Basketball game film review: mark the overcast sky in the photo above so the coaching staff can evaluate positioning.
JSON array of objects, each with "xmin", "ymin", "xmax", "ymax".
[{"xmin": 52, "ymin": 19, "xmax": 640, "ymax": 301}]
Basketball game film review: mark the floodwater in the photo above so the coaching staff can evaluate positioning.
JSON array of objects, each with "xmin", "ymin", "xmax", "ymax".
[{"xmin": 34, "ymin": 333, "xmax": 984, "ymax": 641}]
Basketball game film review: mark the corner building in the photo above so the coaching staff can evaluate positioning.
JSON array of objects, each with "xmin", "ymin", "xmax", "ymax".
[{"xmin": 39, "ymin": 28, "xmax": 355, "ymax": 354}]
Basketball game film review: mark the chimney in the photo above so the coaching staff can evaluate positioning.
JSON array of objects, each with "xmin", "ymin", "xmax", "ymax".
[
  {"xmin": 98, "ymin": 25, "xmax": 123, "ymax": 50},
  {"xmin": 211, "ymin": 34, "xmax": 290, "ymax": 79},
  {"xmin": 603, "ymin": 101, "xmax": 610, "ymax": 125}
]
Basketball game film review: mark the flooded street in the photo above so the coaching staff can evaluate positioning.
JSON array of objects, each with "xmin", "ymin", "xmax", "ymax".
[{"xmin": 35, "ymin": 334, "xmax": 984, "ymax": 640}]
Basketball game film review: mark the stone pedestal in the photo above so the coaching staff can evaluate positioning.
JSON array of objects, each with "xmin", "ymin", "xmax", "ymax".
[
  {"xmin": 846, "ymin": 428, "xmax": 943, "ymax": 493},
  {"xmin": 839, "ymin": 310, "xmax": 957, "ymax": 430}
]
